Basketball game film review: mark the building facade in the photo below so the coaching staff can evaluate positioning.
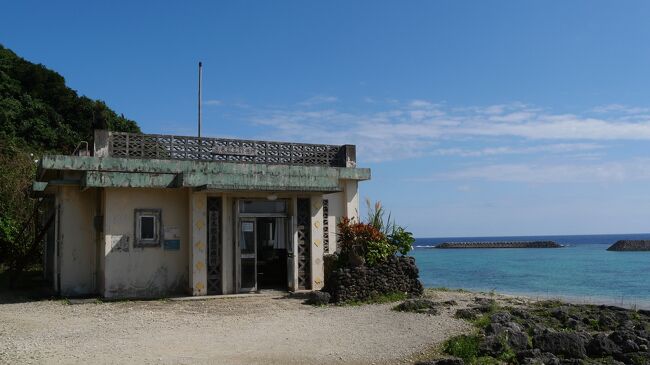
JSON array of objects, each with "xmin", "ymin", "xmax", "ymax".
[{"xmin": 34, "ymin": 130, "xmax": 370, "ymax": 298}]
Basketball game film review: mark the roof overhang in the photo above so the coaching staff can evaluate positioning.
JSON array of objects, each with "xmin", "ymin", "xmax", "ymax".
[{"xmin": 37, "ymin": 155, "xmax": 370, "ymax": 193}]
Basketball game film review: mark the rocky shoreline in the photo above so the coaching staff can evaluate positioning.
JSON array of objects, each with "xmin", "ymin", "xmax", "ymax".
[
  {"xmin": 409, "ymin": 295, "xmax": 650, "ymax": 365},
  {"xmin": 435, "ymin": 241, "xmax": 563, "ymax": 249},
  {"xmin": 607, "ymin": 240, "xmax": 650, "ymax": 252}
]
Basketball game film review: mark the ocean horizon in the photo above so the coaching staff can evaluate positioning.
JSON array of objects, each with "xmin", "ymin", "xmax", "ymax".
[{"xmin": 412, "ymin": 233, "xmax": 650, "ymax": 309}]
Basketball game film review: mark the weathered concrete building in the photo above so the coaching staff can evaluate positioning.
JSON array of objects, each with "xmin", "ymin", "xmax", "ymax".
[{"xmin": 34, "ymin": 130, "xmax": 370, "ymax": 298}]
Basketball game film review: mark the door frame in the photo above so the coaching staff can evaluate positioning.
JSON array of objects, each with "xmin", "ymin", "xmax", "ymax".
[{"xmin": 237, "ymin": 217, "xmax": 257, "ymax": 292}]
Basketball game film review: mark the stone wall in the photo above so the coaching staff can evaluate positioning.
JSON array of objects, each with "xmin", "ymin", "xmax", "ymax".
[{"xmin": 324, "ymin": 255, "xmax": 423, "ymax": 303}]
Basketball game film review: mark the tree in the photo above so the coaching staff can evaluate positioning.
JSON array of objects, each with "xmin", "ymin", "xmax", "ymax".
[
  {"xmin": 0, "ymin": 140, "xmax": 39, "ymax": 283},
  {"xmin": 0, "ymin": 43, "xmax": 143, "ymax": 282}
]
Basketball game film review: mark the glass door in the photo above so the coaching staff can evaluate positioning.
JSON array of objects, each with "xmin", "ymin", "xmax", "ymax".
[{"xmin": 239, "ymin": 218, "xmax": 257, "ymax": 292}]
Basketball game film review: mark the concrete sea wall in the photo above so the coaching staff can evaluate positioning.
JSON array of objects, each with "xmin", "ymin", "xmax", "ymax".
[
  {"xmin": 607, "ymin": 240, "xmax": 650, "ymax": 251},
  {"xmin": 435, "ymin": 241, "xmax": 562, "ymax": 249}
]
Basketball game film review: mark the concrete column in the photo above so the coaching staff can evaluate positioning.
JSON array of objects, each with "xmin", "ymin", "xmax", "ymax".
[
  {"xmin": 93, "ymin": 130, "xmax": 110, "ymax": 157},
  {"xmin": 189, "ymin": 191, "xmax": 208, "ymax": 295},
  {"xmin": 310, "ymin": 195, "xmax": 324, "ymax": 290},
  {"xmin": 343, "ymin": 180, "xmax": 360, "ymax": 221}
]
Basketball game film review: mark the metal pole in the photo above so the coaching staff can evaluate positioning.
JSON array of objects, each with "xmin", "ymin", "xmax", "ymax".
[{"xmin": 198, "ymin": 61, "xmax": 202, "ymax": 138}]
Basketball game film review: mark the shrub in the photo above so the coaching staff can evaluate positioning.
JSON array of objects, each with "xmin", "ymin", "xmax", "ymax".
[
  {"xmin": 443, "ymin": 334, "xmax": 481, "ymax": 362},
  {"xmin": 389, "ymin": 226, "xmax": 415, "ymax": 255},
  {"xmin": 335, "ymin": 200, "xmax": 415, "ymax": 266},
  {"xmin": 0, "ymin": 142, "xmax": 41, "ymax": 283}
]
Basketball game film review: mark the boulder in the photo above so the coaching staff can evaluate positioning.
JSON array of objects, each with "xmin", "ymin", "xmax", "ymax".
[
  {"xmin": 455, "ymin": 308, "xmax": 479, "ymax": 321},
  {"xmin": 598, "ymin": 312, "xmax": 618, "ymax": 330},
  {"xmin": 533, "ymin": 330, "xmax": 587, "ymax": 359},
  {"xmin": 517, "ymin": 349, "xmax": 560, "ymax": 365},
  {"xmin": 490, "ymin": 311, "xmax": 512, "ymax": 324},
  {"xmin": 306, "ymin": 291, "xmax": 331, "ymax": 305},
  {"xmin": 613, "ymin": 351, "xmax": 650, "ymax": 365},
  {"xmin": 481, "ymin": 321, "xmax": 529, "ymax": 355},
  {"xmin": 474, "ymin": 297, "xmax": 496, "ymax": 307},
  {"xmin": 587, "ymin": 333, "xmax": 622, "ymax": 357},
  {"xmin": 609, "ymin": 329, "xmax": 646, "ymax": 353},
  {"xmin": 394, "ymin": 299, "xmax": 439, "ymax": 315},
  {"xmin": 551, "ymin": 306, "xmax": 570, "ymax": 323}
]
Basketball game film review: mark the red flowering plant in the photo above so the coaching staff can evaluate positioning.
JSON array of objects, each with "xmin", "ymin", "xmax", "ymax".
[{"xmin": 335, "ymin": 200, "xmax": 415, "ymax": 267}]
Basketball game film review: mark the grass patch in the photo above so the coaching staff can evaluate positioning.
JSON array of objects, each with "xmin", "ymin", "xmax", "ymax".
[
  {"xmin": 473, "ymin": 314, "xmax": 493, "ymax": 329},
  {"xmin": 341, "ymin": 292, "xmax": 408, "ymax": 306},
  {"xmin": 443, "ymin": 334, "xmax": 481, "ymax": 363},
  {"xmin": 442, "ymin": 334, "xmax": 506, "ymax": 365},
  {"xmin": 472, "ymin": 302, "xmax": 501, "ymax": 329},
  {"xmin": 429, "ymin": 287, "xmax": 467, "ymax": 293}
]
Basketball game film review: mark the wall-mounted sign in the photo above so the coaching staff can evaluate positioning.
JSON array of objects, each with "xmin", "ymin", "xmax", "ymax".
[
  {"xmin": 164, "ymin": 226, "xmax": 180, "ymax": 240},
  {"xmin": 212, "ymin": 145, "xmax": 257, "ymax": 156},
  {"xmin": 164, "ymin": 239, "xmax": 181, "ymax": 250}
]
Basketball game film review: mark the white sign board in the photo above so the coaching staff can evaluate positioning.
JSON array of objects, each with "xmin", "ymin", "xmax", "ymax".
[{"xmin": 164, "ymin": 226, "xmax": 180, "ymax": 240}]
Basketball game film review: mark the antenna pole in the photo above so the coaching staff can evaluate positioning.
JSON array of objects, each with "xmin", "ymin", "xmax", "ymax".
[{"xmin": 198, "ymin": 61, "xmax": 202, "ymax": 138}]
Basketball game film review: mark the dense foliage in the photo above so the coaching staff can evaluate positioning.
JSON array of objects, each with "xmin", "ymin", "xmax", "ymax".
[
  {"xmin": 0, "ymin": 44, "xmax": 141, "ymax": 280},
  {"xmin": 336, "ymin": 201, "xmax": 415, "ymax": 266},
  {"xmin": 0, "ymin": 44, "xmax": 140, "ymax": 153}
]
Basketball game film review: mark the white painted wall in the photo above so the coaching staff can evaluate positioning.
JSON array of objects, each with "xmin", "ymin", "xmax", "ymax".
[
  {"xmin": 102, "ymin": 188, "xmax": 189, "ymax": 298},
  {"xmin": 57, "ymin": 186, "xmax": 96, "ymax": 296},
  {"xmin": 188, "ymin": 191, "xmax": 207, "ymax": 296},
  {"xmin": 344, "ymin": 180, "xmax": 360, "ymax": 221}
]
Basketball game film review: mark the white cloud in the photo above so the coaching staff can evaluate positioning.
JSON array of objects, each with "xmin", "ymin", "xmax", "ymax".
[
  {"xmin": 591, "ymin": 104, "xmax": 650, "ymax": 115},
  {"xmin": 204, "ymin": 99, "xmax": 223, "ymax": 106},
  {"xmin": 248, "ymin": 100, "xmax": 650, "ymax": 162},
  {"xmin": 433, "ymin": 143, "xmax": 604, "ymax": 157},
  {"xmin": 419, "ymin": 159, "xmax": 650, "ymax": 183},
  {"xmin": 297, "ymin": 95, "xmax": 339, "ymax": 106}
]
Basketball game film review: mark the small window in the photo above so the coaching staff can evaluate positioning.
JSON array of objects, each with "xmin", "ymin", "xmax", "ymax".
[{"xmin": 135, "ymin": 209, "xmax": 162, "ymax": 247}]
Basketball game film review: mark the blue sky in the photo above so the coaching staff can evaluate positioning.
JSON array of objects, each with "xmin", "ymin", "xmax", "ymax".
[{"xmin": 3, "ymin": 1, "xmax": 650, "ymax": 237}]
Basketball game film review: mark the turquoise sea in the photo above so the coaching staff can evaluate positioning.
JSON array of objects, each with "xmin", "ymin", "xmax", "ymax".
[{"xmin": 412, "ymin": 234, "xmax": 650, "ymax": 309}]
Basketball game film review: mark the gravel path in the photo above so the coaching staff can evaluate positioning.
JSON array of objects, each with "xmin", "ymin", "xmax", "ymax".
[{"xmin": 0, "ymin": 291, "xmax": 479, "ymax": 365}]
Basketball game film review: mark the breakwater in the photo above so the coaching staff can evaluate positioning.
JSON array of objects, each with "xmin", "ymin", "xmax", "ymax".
[
  {"xmin": 607, "ymin": 240, "xmax": 650, "ymax": 251},
  {"xmin": 434, "ymin": 241, "xmax": 562, "ymax": 249}
]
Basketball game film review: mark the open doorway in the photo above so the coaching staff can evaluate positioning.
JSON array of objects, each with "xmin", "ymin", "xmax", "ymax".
[
  {"xmin": 256, "ymin": 217, "xmax": 288, "ymax": 290},
  {"xmin": 237, "ymin": 199, "xmax": 291, "ymax": 293}
]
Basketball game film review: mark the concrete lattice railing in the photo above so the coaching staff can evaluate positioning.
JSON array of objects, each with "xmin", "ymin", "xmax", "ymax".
[{"xmin": 93, "ymin": 130, "xmax": 357, "ymax": 168}]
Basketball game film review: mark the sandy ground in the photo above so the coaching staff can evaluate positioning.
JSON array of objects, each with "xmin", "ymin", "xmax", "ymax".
[{"xmin": 0, "ymin": 290, "xmax": 521, "ymax": 365}]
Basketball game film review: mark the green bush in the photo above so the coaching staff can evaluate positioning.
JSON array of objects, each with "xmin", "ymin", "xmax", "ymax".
[
  {"xmin": 443, "ymin": 334, "xmax": 481, "ymax": 362},
  {"xmin": 365, "ymin": 239, "xmax": 395, "ymax": 266},
  {"xmin": 389, "ymin": 226, "xmax": 415, "ymax": 255},
  {"xmin": 335, "ymin": 200, "xmax": 416, "ymax": 267}
]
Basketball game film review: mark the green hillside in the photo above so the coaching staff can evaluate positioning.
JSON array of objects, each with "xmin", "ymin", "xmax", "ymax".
[
  {"xmin": 0, "ymin": 45, "xmax": 141, "ymax": 282},
  {"xmin": 0, "ymin": 44, "xmax": 140, "ymax": 153}
]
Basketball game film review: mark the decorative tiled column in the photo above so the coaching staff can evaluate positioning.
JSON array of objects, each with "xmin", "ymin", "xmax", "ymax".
[
  {"xmin": 310, "ymin": 195, "xmax": 324, "ymax": 290},
  {"xmin": 189, "ymin": 191, "xmax": 208, "ymax": 296}
]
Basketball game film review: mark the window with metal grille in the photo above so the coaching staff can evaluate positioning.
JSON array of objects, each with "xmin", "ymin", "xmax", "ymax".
[{"xmin": 134, "ymin": 209, "xmax": 162, "ymax": 247}]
